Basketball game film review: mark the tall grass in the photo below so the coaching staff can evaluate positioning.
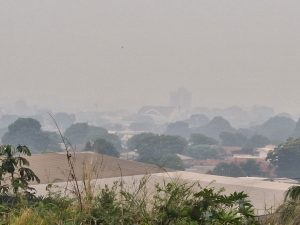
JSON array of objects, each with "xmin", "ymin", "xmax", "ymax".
[{"xmin": 0, "ymin": 175, "xmax": 259, "ymax": 225}]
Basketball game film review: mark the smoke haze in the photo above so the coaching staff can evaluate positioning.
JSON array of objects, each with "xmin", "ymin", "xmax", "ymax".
[{"xmin": 1, "ymin": 0, "xmax": 300, "ymax": 113}]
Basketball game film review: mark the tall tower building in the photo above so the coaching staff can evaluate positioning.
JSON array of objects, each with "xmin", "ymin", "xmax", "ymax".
[{"xmin": 169, "ymin": 87, "xmax": 192, "ymax": 113}]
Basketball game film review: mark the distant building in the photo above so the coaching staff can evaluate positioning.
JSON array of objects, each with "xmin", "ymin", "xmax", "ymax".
[
  {"xmin": 169, "ymin": 87, "xmax": 192, "ymax": 113},
  {"xmin": 137, "ymin": 105, "xmax": 177, "ymax": 123},
  {"xmin": 256, "ymin": 145, "xmax": 276, "ymax": 158}
]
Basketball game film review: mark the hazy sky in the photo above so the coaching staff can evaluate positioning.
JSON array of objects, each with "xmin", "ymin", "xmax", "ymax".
[{"xmin": 1, "ymin": 0, "xmax": 300, "ymax": 113}]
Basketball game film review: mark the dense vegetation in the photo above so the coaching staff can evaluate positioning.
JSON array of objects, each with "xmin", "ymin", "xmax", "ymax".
[
  {"xmin": 0, "ymin": 140, "xmax": 299, "ymax": 224},
  {"xmin": 0, "ymin": 145, "xmax": 259, "ymax": 225},
  {"xmin": 194, "ymin": 116, "xmax": 236, "ymax": 139},
  {"xmin": 212, "ymin": 160, "xmax": 266, "ymax": 177},
  {"xmin": 267, "ymin": 137, "xmax": 300, "ymax": 179},
  {"xmin": 2, "ymin": 118, "xmax": 61, "ymax": 152},
  {"xmin": 189, "ymin": 133, "xmax": 218, "ymax": 146},
  {"xmin": 127, "ymin": 133, "xmax": 187, "ymax": 170},
  {"xmin": 219, "ymin": 132, "xmax": 270, "ymax": 153},
  {"xmin": 64, "ymin": 123, "xmax": 122, "ymax": 151},
  {"xmin": 184, "ymin": 144, "xmax": 225, "ymax": 160},
  {"xmin": 256, "ymin": 116, "xmax": 296, "ymax": 144},
  {"xmin": 162, "ymin": 115, "xmax": 300, "ymax": 148},
  {"xmin": 165, "ymin": 121, "xmax": 191, "ymax": 139},
  {"xmin": 84, "ymin": 138, "xmax": 120, "ymax": 157}
]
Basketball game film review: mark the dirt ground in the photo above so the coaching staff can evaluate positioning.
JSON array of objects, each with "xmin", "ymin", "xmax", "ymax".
[{"xmin": 26, "ymin": 152, "xmax": 167, "ymax": 184}]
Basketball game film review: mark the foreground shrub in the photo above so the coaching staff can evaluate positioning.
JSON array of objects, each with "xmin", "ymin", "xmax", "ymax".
[
  {"xmin": 9, "ymin": 208, "xmax": 47, "ymax": 225},
  {"xmin": 0, "ymin": 144, "xmax": 258, "ymax": 224},
  {"xmin": 0, "ymin": 180, "xmax": 258, "ymax": 225},
  {"xmin": 265, "ymin": 185, "xmax": 300, "ymax": 225}
]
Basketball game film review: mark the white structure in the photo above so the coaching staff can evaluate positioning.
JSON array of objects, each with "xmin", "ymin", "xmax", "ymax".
[{"xmin": 256, "ymin": 145, "xmax": 276, "ymax": 159}]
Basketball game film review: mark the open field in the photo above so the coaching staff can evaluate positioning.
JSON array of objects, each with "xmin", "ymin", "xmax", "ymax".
[{"xmin": 26, "ymin": 152, "xmax": 167, "ymax": 184}]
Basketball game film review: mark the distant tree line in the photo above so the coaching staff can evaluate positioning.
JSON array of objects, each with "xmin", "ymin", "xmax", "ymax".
[
  {"xmin": 164, "ymin": 115, "xmax": 300, "ymax": 146},
  {"xmin": 1, "ymin": 118, "xmax": 123, "ymax": 157},
  {"xmin": 211, "ymin": 160, "xmax": 266, "ymax": 177}
]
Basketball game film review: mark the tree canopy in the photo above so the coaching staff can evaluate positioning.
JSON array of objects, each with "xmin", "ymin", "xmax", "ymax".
[
  {"xmin": 212, "ymin": 160, "xmax": 265, "ymax": 177},
  {"xmin": 87, "ymin": 138, "xmax": 120, "ymax": 157},
  {"xmin": 212, "ymin": 162, "xmax": 246, "ymax": 177},
  {"xmin": 139, "ymin": 153, "xmax": 185, "ymax": 170},
  {"xmin": 184, "ymin": 144, "xmax": 224, "ymax": 160},
  {"xmin": 256, "ymin": 116, "xmax": 296, "ymax": 144},
  {"xmin": 129, "ymin": 133, "xmax": 187, "ymax": 156},
  {"xmin": 267, "ymin": 138, "xmax": 300, "ymax": 178},
  {"xmin": 195, "ymin": 116, "xmax": 236, "ymax": 139},
  {"xmin": 2, "ymin": 118, "xmax": 61, "ymax": 152},
  {"xmin": 219, "ymin": 132, "xmax": 247, "ymax": 147},
  {"xmin": 164, "ymin": 121, "xmax": 190, "ymax": 138},
  {"xmin": 127, "ymin": 133, "xmax": 155, "ymax": 150},
  {"xmin": 189, "ymin": 133, "xmax": 218, "ymax": 146},
  {"xmin": 242, "ymin": 134, "xmax": 270, "ymax": 151},
  {"xmin": 64, "ymin": 123, "xmax": 122, "ymax": 151},
  {"xmin": 127, "ymin": 133, "xmax": 187, "ymax": 170},
  {"xmin": 0, "ymin": 145, "xmax": 40, "ymax": 196}
]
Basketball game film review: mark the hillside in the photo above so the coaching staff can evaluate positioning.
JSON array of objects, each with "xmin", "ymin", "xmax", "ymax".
[{"xmin": 26, "ymin": 152, "xmax": 167, "ymax": 184}]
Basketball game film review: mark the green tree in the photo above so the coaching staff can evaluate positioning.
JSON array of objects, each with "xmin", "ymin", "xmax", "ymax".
[
  {"xmin": 212, "ymin": 160, "xmax": 265, "ymax": 178},
  {"xmin": 239, "ymin": 160, "xmax": 265, "ymax": 177},
  {"xmin": 0, "ymin": 145, "xmax": 40, "ymax": 197},
  {"xmin": 165, "ymin": 121, "xmax": 190, "ymax": 138},
  {"xmin": 196, "ymin": 116, "xmax": 236, "ymax": 139},
  {"xmin": 185, "ymin": 144, "xmax": 225, "ymax": 160},
  {"xmin": 189, "ymin": 133, "xmax": 218, "ymax": 145},
  {"xmin": 212, "ymin": 162, "xmax": 246, "ymax": 177},
  {"xmin": 139, "ymin": 153, "xmax": 185, "ymax": 170},
  {"xmin": 2, "ymin": 118, "xmax": 60, "ymax": 152},
  {"xmin": 64, "ymin": 123, "xmax": 105, "ymax": 145},
  {"xmin": 267, "ymin": 138, "xmax": 300, "ymax": 178},
  {"xmin": 90, "ymin": 138, "xmax": 120, "ymax": 157},
  {"xmin": 126, "ymin": 133, "xmax": 156, "ymax": 150},
  {"xmin": 101, "ymin": 133, "xmax": 122, "ymax": 152},
  {"xmin": 64, "ymin": 123, "xmax": 122, "ymax": 151},
  {"xmin": 256, "ymin": 116, "xmax": 296, "ymax": 144},
  {"xmin": 152, "ymin": 182, "xmax": 257, "ymax": 225},
  {"xmin": 267, "ymin": 185, "xmax": 300, "ymax": 225},
  {"xmin": 128, "ymin": 133, "xmax": 187, "ymax": 170},
  {"xmin": 135, "ymin": 134, "xmax": 187, "ymax": 156},
  {"xmin": 242, "ymin": 134, "xmax": 270, "ymax": 151},
  {"xmin": 219, "ymin": 132, "xmax": 247, "ymax": 147}
]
